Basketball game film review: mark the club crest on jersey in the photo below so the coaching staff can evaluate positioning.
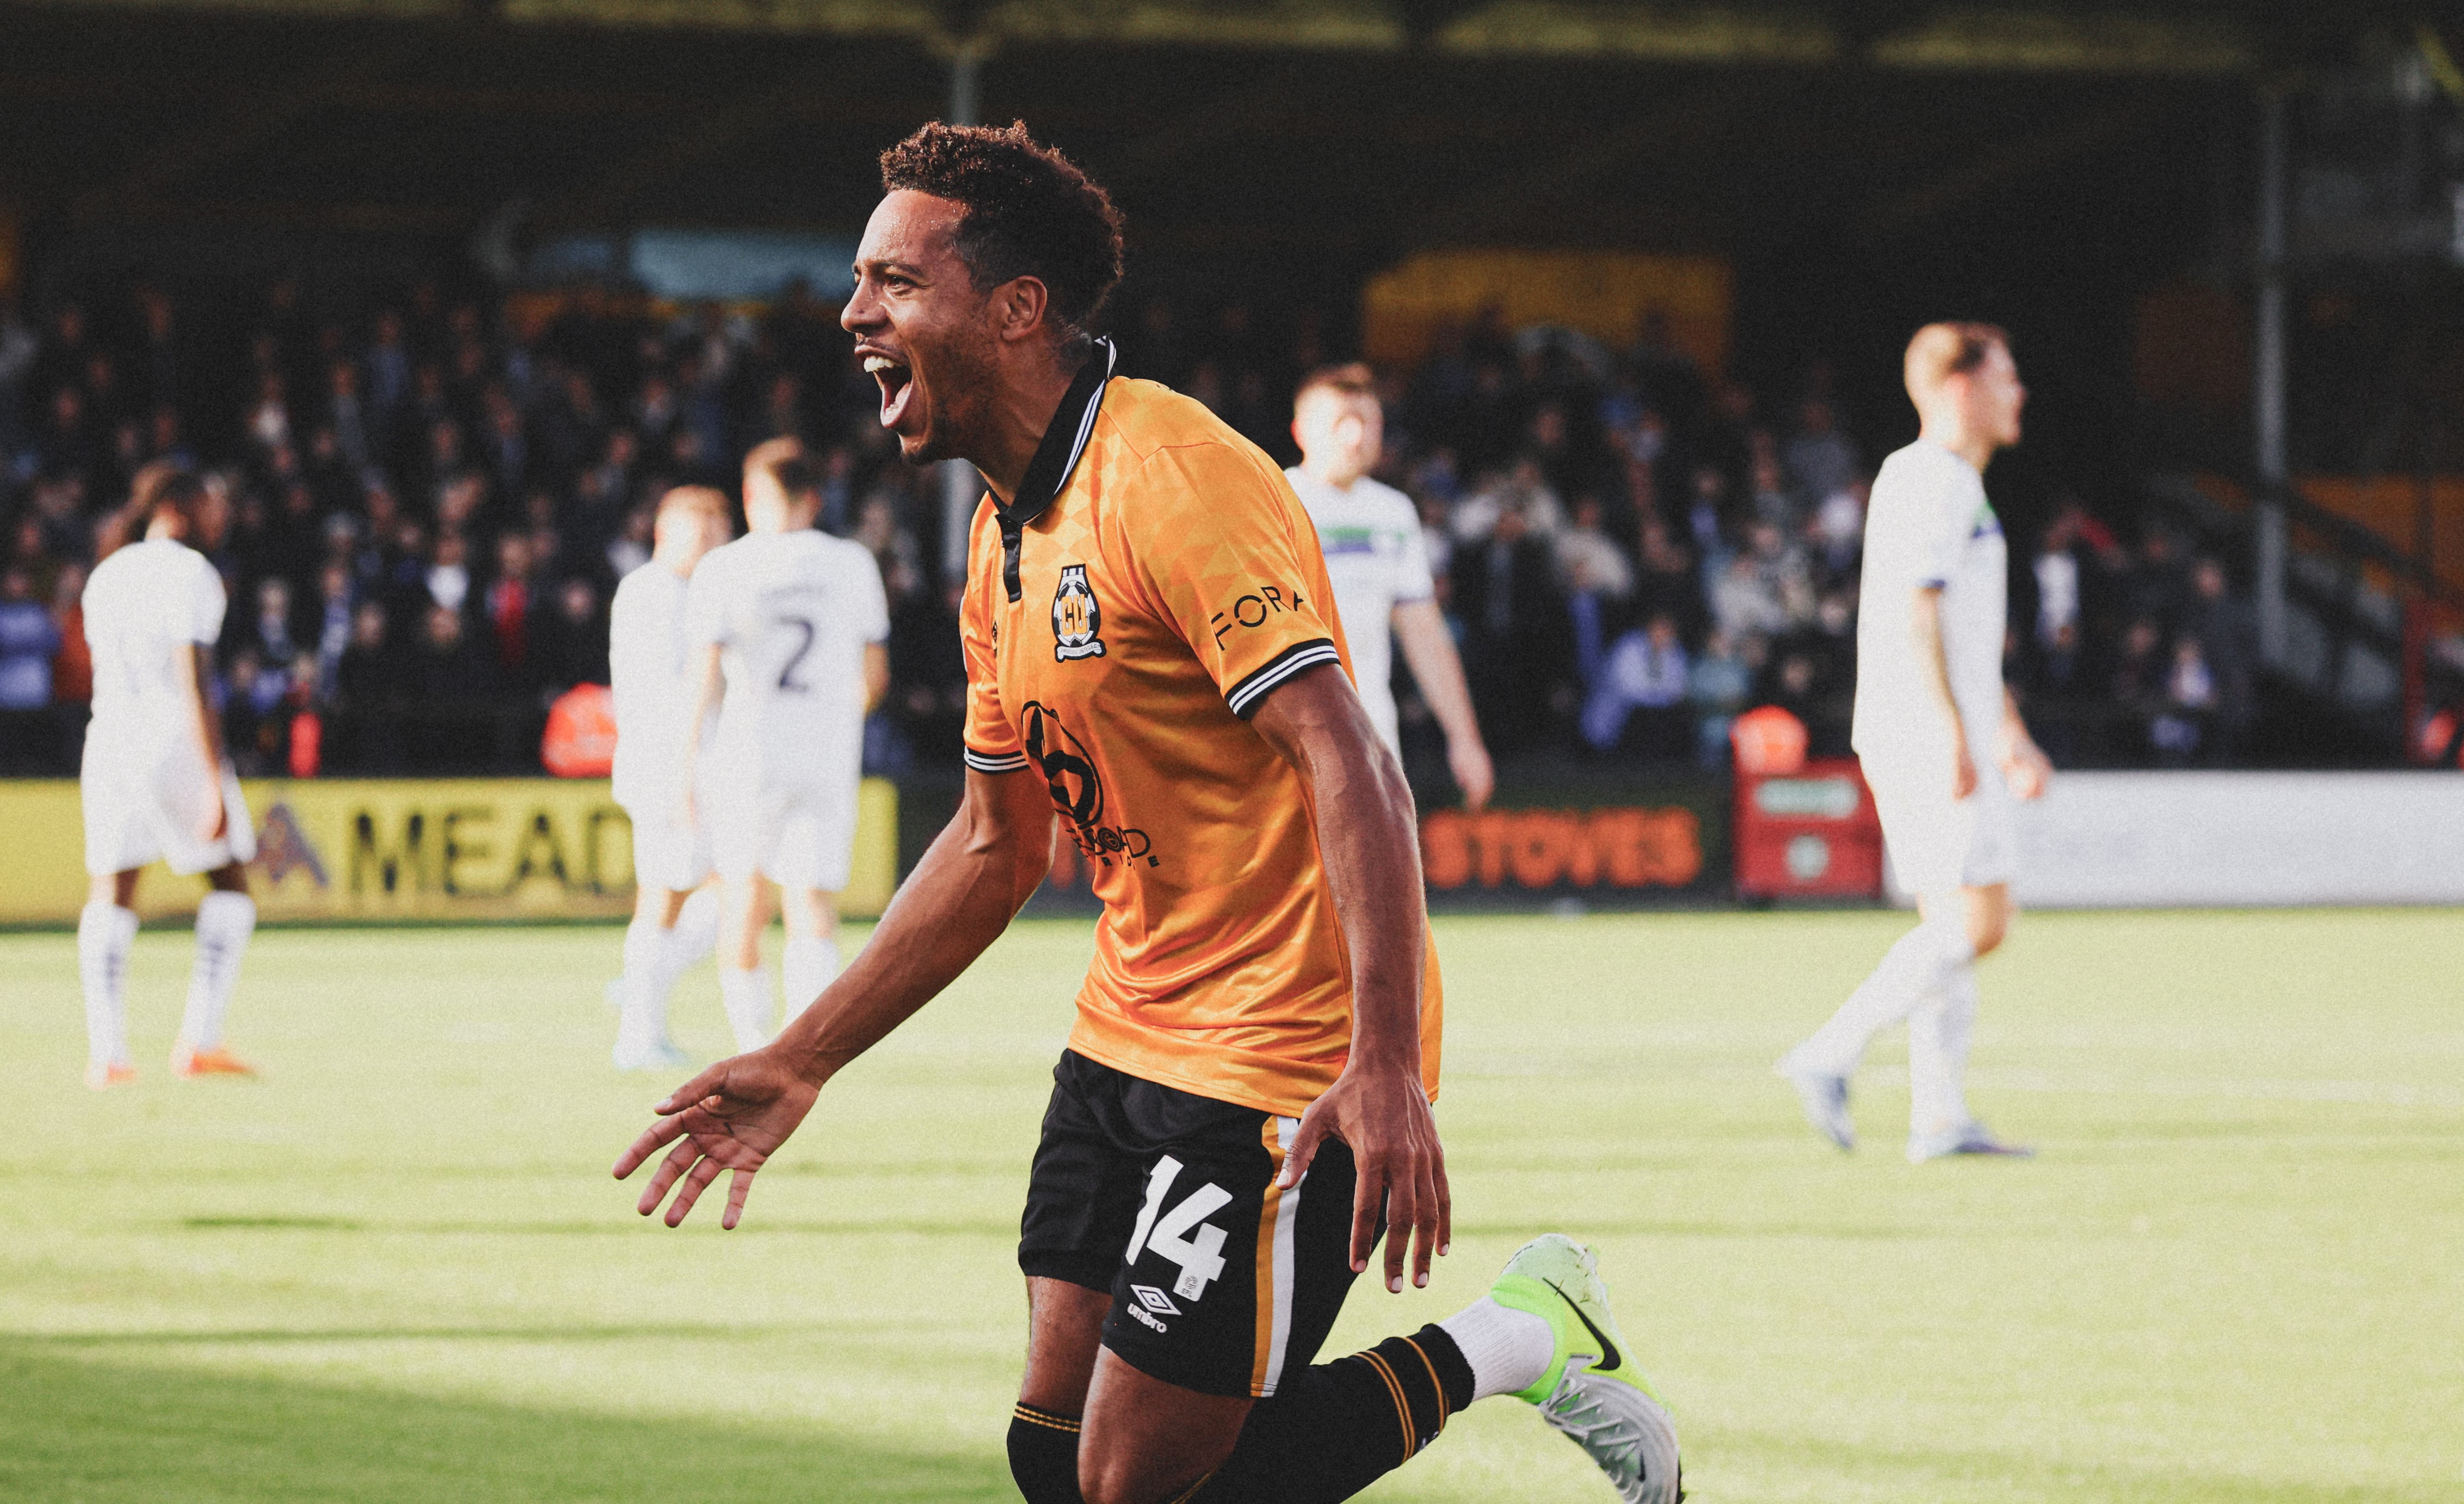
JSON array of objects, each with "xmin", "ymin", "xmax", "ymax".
[{"xmin": 1051, "ymin": 564, "xmax": 1106, "ymax": 662}]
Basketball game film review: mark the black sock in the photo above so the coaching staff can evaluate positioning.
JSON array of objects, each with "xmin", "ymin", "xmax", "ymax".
[
  {"xmin": 1008, "ymin": 1402, "xmax": 1085, "ymax": 1504},
  {"xmin": 1190, "ymin": 1325, "xmax": 1476, "ymax": 1503}
]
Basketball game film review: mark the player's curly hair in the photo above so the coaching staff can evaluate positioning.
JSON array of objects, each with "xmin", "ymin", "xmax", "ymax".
[{"xmin": 879, "ymin": 121, "xmax": 1125, "ymax": 337}]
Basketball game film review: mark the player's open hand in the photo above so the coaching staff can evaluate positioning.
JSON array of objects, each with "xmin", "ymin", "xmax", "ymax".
[
  {"xmin": 2002, "ymin": 737, "xmax": 2053, "ymax": 801},
  {"xmin": 1280, "ymin": 1062, "xmax": 1450, "ymax": 1295},
  {"xmin": 612, "ymin": 1049, "xmax": 818, "ymax": 1229},
  {"xmin": 1449, "ymin": 736, "xmax": 1496, "ymax": 813}
]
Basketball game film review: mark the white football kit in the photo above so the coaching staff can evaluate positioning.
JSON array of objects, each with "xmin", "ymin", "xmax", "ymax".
[
  {"xmin": 1284, "ymin": 468, "xmax": 1433, "ymax": 757},
  {"xmin": 79, "ymin": 538, "xmax": 255, "ymax": 877},
  {"xmin": 1852, "ymin": 439, "xmax": 2014, "ymax": 898},
  {"xmin": 685, "ymin": 529, "xmax": 887, "ymax": 892},
  {"xmin": 609, "ymin": 562, "xmax": 713, "ymax": 893}
]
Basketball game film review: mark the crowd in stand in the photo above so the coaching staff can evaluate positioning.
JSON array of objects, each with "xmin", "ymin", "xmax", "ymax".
[{"xmin": 0, "ymin": 276, "xmax": 2258, "ymax": 782}]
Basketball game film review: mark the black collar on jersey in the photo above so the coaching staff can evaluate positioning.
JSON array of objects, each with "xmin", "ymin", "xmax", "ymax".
[{"xmin": 992, "ymin": 335, "xmax": 1116, "ymax": 603}]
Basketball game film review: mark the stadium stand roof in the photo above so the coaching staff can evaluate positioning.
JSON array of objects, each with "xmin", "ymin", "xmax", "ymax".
[{"xmin": 0, "ymin": 2, "xmax": 2444, "ymax": 300}]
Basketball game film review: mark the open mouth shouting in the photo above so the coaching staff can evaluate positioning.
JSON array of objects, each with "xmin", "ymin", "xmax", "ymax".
[{"xmin": 863, "ymin": 351, "xmax": 915, "ymax": 430}]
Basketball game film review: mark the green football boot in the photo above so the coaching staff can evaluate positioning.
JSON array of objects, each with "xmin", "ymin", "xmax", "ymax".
[{"xmin": 1490, "ymin": 1234, "xmax": 1683, "ymax": 1504}]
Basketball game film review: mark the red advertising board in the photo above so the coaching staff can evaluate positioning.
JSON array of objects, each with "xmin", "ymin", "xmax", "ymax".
[{"xmin": 1733, "ymin": 758, "xmax": 1882, "ymax": 899}]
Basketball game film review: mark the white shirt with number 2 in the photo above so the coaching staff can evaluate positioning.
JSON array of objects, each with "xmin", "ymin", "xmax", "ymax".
[{"xmin": 683, "ymin": 529, "xmax": 888, "ymax": 795}]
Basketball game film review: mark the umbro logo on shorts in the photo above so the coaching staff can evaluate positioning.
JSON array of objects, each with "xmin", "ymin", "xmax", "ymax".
[{"xmin": 1130, "ymin": 1284, "xmax": 1181, "ymax": 1316}]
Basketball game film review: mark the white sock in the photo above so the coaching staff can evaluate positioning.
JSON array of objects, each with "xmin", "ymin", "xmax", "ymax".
[
  {"xmin": 668, "ymin": 887, "xmax": 720, "ymax": 972},
  {"xmin": 615, "ymin": 914, "xmax": 674, "ymax": 1059},
  {"xmin": 1437, "ymin": 1296, "xmax": 1556, "ymax": 1402},
  {"xmin": 719, "ymin": 965, "xmax": 776, "ymax": 1052},
  {"xmin": 1782, "ymin": 907, "xmax": 1974, "ymax": 1079},
  {"xmin": 781, "ymin": 935, "xmax": 841, "ymax": 1015},
  {"xmin": 78, "ymin": 902, "xmax": 138, "ymax": 1070},
  {"xmin": 177, "ymin": 892, "xmax": 255, "ymax": 1053},
  {"xmin": 1908, "ymin": 960, "xmax": 1981, "ymax": 1137}
]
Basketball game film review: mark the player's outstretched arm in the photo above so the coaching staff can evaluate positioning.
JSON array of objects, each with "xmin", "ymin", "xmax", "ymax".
[
  {"xmin": 614, "ymin": 767, "xmax": 1055, "ymax": 1228},
  {"xmin": 1251, "ymin": 663, "xmax": 1451, "ymax": 1297},
  {"xmin": 1392, "ymin": 599, "xmax": 1494, "ymax": 811}
]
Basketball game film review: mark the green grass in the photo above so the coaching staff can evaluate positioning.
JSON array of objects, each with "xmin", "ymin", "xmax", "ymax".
[{"xmin": 4, "ymin": 910, "xmax": 2461, "ymax": 1502}]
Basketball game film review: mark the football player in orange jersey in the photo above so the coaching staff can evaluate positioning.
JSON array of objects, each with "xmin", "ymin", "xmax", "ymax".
[{"xmin": 615, "ymin": 124, "xmax": 1679, "ymax": 1504}]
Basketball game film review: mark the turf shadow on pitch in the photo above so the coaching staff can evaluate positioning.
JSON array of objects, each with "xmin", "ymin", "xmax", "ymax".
[{"xmin": 0, "ymin": 1341, "xmax": 1014, "ymax": 1503}]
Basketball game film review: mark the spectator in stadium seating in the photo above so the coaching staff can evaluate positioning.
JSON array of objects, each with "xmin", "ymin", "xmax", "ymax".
[
  {"xmin": 309, "ymin": 560, "xmax": 355, "ymax": 700},
  {"xmin": 0, "ymin": 294, "xmax": 37, "ymax": 458},
  {"xmin": 2108, "ymin": 616, "xmax": 2167, "ymax": 762},
  {"xmin": 331, "ymin": 600, "xmax": 402, "ymax": 771},
  {"xmin": 245, "ymin": 577, "xmax": 300, "ymax": 671},
  {"xmin": 1581, "ymin": 612, "xmax": 1690, "ymax": 760},
  {"xmin": 425, "ymin": 530, "xmax": 472, "ymax": 617},
  {"xmin": 2125, "ymin": 526, "xmax": 2191, "ymax": 632},
  {"xmin": 1631, "ymin": 515, "xmax": 1705, "ymax": 645},
  {"xmin": 1712, "ymin": 550, "xmax": 1789, "ymax": 642},
  {"xmin": 1783, "ymin": 397, "xmax": 1860, "ymax": 504},
  {"xmin": 34, "ymin": 386, "xmax": 96, "ymax": 492},
  {"xmin": 484, "ymin": 532, "xmax": 535, "ymax": 681},
  {"xmin": 2151, "ymin": 635, "xmax": 2215, "ymax": 766},
  {"xmin": 1452, "ymin": 502, "xmax": 1569, "ymax": 752},
  {"xmin": 888, "ymin": 575, "xmax": 966, "ymax": 762},
  {"xmin": 531, "ymin": 576, "xmax": 609, "ymax": 694},
  {"xmin": 1687, "ymin": 628, "xmax": 1754, "ymax": 766},
  {"xmin": 2186, "ymin": 557, "xmax": 2257, "ymax": 763},
  {"xmin": 0, "ymin": 564, "xmax": 62, "ymax": 772}
]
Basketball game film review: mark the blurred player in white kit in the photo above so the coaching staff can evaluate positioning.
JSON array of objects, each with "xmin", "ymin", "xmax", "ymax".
[
  {"xmin": 76, "ymin": 463, "xmax": 258, "ymax": 1088},
  {"xmin": 607, "ymin": 485, "xmax": 732, "ymax": 1070},
  {"xmin": 676, "ymin": 438, "xmax": 888, "ymax": 1051},
  {"xmin": 1284, "ymin": 363, "xmax": 1493, "ymax": 809},
  {"xmin": 1778, "ymin": 323, "xmax": 2052, "ymax": 1162}
]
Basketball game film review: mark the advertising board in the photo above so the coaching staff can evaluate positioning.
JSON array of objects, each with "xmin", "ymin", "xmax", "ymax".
[
  {"xmin": 1877, "ymin": 771, "xmax": 2464, "ymax": 908},
  {"xmin": 0, "ymin": 778, "xmax": 899, "ymax": 926}
]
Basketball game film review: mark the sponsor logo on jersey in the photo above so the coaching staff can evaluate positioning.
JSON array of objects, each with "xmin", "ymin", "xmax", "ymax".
[
  {"xmin": 1051, "ymin": 564, "xmax": 1106, "ymax": 662},
  {"xmin": 1021, "ymin": 700, "xmax": 1161, "ymax": 870}
]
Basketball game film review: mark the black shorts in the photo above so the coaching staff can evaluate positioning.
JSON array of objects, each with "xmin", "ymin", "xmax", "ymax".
[{"xmin": 1018, "ymin": 1050, "xmax": 1373, "ymax": 1399}]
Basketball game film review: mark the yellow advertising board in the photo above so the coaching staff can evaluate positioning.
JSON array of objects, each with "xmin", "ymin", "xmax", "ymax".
[{"xmin": 0, "ymin": 778, "xmax": 898, "ymax": 926}]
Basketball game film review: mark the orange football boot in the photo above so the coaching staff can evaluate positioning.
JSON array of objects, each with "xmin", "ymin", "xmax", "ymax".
[
  {"xmin": 171, "ymin": 1046, "xmax": 259, "ymax": 1079},
  {"xmin": 85, "ymin": 1062, "xmax": 139, "ymax": 1090}
]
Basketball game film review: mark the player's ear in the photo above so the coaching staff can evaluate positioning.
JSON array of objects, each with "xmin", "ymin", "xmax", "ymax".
[{"xmin": 993, "ymin": 276, "xmax": 1050, "ymax": 345}]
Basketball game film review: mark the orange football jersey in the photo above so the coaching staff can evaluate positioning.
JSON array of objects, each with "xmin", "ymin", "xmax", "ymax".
[{"xmin": 961, "ymin": 344, "xmax": 1442, "ymax": 1118}]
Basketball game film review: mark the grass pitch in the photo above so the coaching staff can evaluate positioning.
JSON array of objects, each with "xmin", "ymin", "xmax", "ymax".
[{"xmin": 3, "ymin": 908, "xmax": 2460, "ymax": 1503}]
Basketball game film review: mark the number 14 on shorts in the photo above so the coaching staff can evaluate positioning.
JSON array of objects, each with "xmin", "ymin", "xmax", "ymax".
[{"xmin": 1127, "ymin": 1155, "xmax": 1231, "ymax": 1302}]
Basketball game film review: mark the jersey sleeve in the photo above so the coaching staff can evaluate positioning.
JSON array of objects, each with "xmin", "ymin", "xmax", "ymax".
[
  {"xmin": 1913, "ymin": 458, "xmax": 1980, "ymax": 589},
  {"xmin": 958, "ymin": 515, "xmax": 1027, "ymax": 774},
  {"xmin": 1132, "ymin": 442, "xmax": 1346, "ymax": 719}
]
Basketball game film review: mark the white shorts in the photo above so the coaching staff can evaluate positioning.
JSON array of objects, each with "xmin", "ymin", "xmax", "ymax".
[
  {"xmin": 82, "ymin": 742, "xmax": 256, "ymax": 878},
  {"xmin": 1864, "ymin": 754, "xmax": 2016, "ymax": 898},
  {"xmin": 619, "ymin": 797, "xmax": 712, "ymax": 895},
  {"xmin": 709, "ymin": 779, "xmax": 856, "ymax": 892}
]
